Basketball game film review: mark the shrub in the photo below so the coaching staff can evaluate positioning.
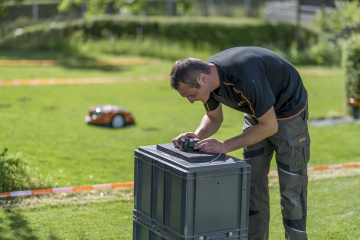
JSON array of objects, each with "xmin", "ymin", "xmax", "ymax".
[
  {"xmin": 310, "ymin": 35, "xmax": 342, "ymax": 66},
  {"xmin": 312, "ymin": 0, "xmax": 360, "ymax": 34},
  {"xmin": 310, "ymin": 1, "xmax": 360, "ymax": 67},
  {"xmin": 264, "ymin": 42, "xmax": 316, "ymax": 66},
  {"xmin": 0, "ymin": 148, "xmax": 53, "ymax": 192}
]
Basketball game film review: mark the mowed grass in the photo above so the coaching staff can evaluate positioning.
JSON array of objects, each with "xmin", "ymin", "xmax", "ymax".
[
  {"xmin": 0, "ymin": 51, "xmax": 359, "ymax": 239},
  {"xmin": 0, "ymin": 80, "xmax": 206, "ymax": 186},
  {"xmin": 1, "ymin": 61, "xmax": 359, "ymax": 186},
  {"xmin": 0, "ymin": 189, "xmax": 135, "ymax": 239},
  {"xmin": 269, "ymin": 171, "xmax": 360, "ymax": 239}
]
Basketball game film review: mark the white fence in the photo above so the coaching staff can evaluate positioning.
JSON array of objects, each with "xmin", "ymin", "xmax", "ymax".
[{"xmin": 265, "ymin": 1, "xmax": 322, "ymax": 25}]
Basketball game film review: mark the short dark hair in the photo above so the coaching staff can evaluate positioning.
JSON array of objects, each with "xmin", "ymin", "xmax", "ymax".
[{"xmin": 170, "ymin": 58, "xmax": 211, "ymax": 90}]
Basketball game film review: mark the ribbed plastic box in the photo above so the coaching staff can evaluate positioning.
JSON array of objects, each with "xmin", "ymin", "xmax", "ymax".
[{"xmin": 133, "ymin": 144, "xmax": 251, "ymax": 240}]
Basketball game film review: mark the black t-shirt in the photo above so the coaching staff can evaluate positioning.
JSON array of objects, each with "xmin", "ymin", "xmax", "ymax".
[{"xmin": 205, "ymin": 47, "xmax": 308, "ymax": 119}]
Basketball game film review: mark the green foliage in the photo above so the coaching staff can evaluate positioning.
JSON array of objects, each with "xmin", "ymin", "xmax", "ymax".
[
  {"xmin": 344, "ymin": 34, "xmax": 360, "ymax": 103},
  {"xmin": 0, "ymin": 15, "xmax": 317, "ymax": 54},
  {"xmin": 261, "ymin": 42, "xmax": 316, "ymax": 66},
  {"xmin": 0, "ymin": 0, "xmax": 24, "ymax": 16},
  {"xmin": 58, "ymin": 0, "xmax": 192, "ymax": 17},
  {"xmin": 310, "ymin": 35, "xmax": 342, "ymax": 66},
  {"xmin": 0, "ymin": 0, "xmax": 5, "ymax": 16},
  {"xmin": 0, "ymin": 30, "xmax": 316, "ymax": 67},
  {"xmin": 310, "ymin": 1, "xmax": 360, "ymax": 66},
  {"xmin": 312, "ymin": 1, "xmax": 360, "ymax": 111},
  {"xmin": 313, "ymin": 0, "xmax": 360, "ymax": 33},
  {"xmin": 0, "ymin": 148, "xmax": 53, "ymax": 192},
  {"xmin": 66, "ymin": 31, "xmax": 217, "ymax": 61},
  {"xmin": 69, "ymin": 16, "xmax": 315, "ymax": 51},
  {"xmin": 73, "ymin": 34, "xmax": 318, "ymax": 66}
]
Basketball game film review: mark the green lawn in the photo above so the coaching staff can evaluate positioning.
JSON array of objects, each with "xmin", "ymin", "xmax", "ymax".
[
  {"xmin": 269, "ymin": 172, "xmax": 360, "ymax": 239},
  {"xmin": 1, "ymin": 62, "xmax": 358, "ymax": 186},
  {"xmin": 0, "ymin": 172, "xmax": 359, "ymax": 239},
  {"xmin": 0, "ymin": 189, "xmax": 134, "ymax": 239},
  {"xmin": 0, "ymin": 51, "xmax": 359, "ymax": 239}
]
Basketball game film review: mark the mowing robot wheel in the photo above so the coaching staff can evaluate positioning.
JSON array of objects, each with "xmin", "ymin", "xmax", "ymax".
[
  {"xmin": 111, "ymin": 114, "xmax": 125, "ymax": 128},
  {"xmin": 353, "ymin": 106, "xmax": 360, "ymax": 119}
]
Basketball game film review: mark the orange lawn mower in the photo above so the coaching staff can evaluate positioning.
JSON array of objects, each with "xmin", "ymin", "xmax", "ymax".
[{"xmin": 85, "ymin": 105, "xmax": 135, "ymax": 128}]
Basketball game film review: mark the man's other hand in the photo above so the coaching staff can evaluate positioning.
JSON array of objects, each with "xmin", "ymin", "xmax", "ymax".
[
  {"xmin": 172, "ymin": 132, "xmax": 198, "ymax": 148},
  {"xmin": 194, "ymin": 138, "xmax": 226, "ymax": 153}
]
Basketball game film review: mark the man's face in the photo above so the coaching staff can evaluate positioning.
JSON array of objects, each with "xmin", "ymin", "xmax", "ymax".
[{"xmin": 177, "ymin": 79, "xmax": 210, "ymax": 104}]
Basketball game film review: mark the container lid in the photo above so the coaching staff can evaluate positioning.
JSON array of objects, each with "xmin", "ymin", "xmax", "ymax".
[
  {"xmin": 156, "ymin": 143, "xmax": 226, "ymax": 162},
  {"xmin": 137, "ymin": 145, "xmax": 248, "ymax": 173}
]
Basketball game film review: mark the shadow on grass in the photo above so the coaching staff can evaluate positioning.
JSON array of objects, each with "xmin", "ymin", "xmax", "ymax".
[
  {"xmin": 0, "ymin": 216, "xmax": 11, "ymax": 240},
  {"xmin": 60, "ymin": 64, "xmax": 130, "ymax": 73},
  {"xmin": 0, "ymin": 50, "xmax": 136, "ymax": 73},
  {"xmin": 48, "ymin": 233, "xmax": 60, "ymax": 240},
  {"xmin": 0, "ymin": 210, "xmax": 38, "ymax": 240},
  {"xmin": 0, "ymin": 50, "xmax": 96, "ymax": 61}
]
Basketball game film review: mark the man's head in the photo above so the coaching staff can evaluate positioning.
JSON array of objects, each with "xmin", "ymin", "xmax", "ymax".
[
  {"xmin": 170, "ymin": 58, "xmax": 212, "ymax": 103},
  {"xmin": 170, "ymin": 58, "xmax": 211, "ymax": 90}
]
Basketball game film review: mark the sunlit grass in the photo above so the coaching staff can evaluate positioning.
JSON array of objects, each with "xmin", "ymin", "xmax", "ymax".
[
  {"xmin": 0, "ymin": 170, "xmax": 358, "ymax": 239},
  {"xmin": 0, "ymin": 51, "xmax": 359, "ymax": 239},
  {"xmin": 0, "ymin": 55, "xmax": 357, "ymax": 184},
  {"xmin": 269, "ymin": 173, "xmax": 360, "ymax": 239}
]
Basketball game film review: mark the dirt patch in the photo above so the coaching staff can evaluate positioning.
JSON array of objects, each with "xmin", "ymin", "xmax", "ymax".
[
  {"xmin": 269, "ymin": 166, "xmax": 360, "ymax": 186},
  {"xmin": 1, "ymin": 167, "xmax": 359, "ymax": 208},
  {"xmin": 309, "ymin": 117, "xmax": 356, "ymax": 127},
  {"xmin": 0, "ymin": 188, "xmax": 133, "ymax": 209},
  {"xmin": 298, "ymin": 69, "xmax": 343, "ymax": 77}
]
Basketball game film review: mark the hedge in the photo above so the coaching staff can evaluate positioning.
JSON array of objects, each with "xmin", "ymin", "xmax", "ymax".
[
  {"xmin": 0, "ymin": 15, "xmax": 317, "ymax": 51},
  {"xmin": 344, "ymin": 34, "xmax": 360, "ymax": 118}
]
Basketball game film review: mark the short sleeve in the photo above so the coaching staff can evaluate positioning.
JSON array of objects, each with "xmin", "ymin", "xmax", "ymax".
[
  {"xmin": 234, "ymin": 69, "xmax": 275, "ymax": 118},
  {"xmin": 204, "ymin": 92, "xmax": 220, "ymax": 112}
]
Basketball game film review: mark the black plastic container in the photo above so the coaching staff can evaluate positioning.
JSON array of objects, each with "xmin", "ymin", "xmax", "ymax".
[{"xmin": 133, "ymin": 145, "xmax": 251, "ymax": 240}]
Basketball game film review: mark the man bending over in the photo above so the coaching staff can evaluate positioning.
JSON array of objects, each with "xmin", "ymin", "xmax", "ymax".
[{"xmin": 170, "ymin": 47, "xmax": 310, "ymax": 240}]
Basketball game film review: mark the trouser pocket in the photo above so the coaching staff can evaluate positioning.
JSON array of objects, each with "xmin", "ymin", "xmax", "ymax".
[
  {"xmin": 275, "ymin": 131, "xmax": 310, "ymax": 220},
  {"xmin": 288, "ymin": 132, "xmax": 310, "ymax": 172}
]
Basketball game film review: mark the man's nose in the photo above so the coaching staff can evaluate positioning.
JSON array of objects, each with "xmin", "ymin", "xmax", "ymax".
[{"xmin": 187, "ymin": 97, "xmax": 195, "ymax": 104}]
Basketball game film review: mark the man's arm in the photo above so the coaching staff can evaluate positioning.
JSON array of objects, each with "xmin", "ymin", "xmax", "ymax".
[
  {"xmin": 172, "ymin": 104, "xmax": 223, "ymax": 148},
  {"xmin": 195, "ymin": 104, "xmax": 223, "ymax": 139},
  {"xmin": 195, "ymin": 106, "xmax": 278, "ymax": 153}
]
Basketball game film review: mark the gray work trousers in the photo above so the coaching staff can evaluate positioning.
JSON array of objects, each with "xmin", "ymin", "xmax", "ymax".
[{"xmin": 243, "ymin": 107, "xmax": 310, "ymax": 240}]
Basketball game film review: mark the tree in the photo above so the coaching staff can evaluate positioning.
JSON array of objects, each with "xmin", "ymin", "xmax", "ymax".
[
  {"xmin": 0, "ymin": 0, "xmax": 24, "ymax": 17},
  {"xmin": 313, "ymin": 0, "xmax": 360, "ymax": 34},
  {"xmin": 0, "ymin": 0, "xmax": 5, "ymax": 16},
  {"xmin": 58, "ymin": 0, "xmax": 192, "ymax": 18},
  {"xmin": 313, "ymin": 1, "xmax": 360, "ymax": 116}
]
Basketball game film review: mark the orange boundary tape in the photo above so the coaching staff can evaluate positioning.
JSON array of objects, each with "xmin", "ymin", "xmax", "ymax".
[
  {"xmin": 0, "ymin": 182, "xmax": 134, "ymax": 198},
  {"xmin": 32, "ymin": 189, "xmax": 53, "ymax": 195},
  {"xmin": 268, "ymin": 162, "xmax": 360, "ymax": 175},
  {"xmin": 1, "ymin": 163, "xmax": 359, "ymax": 198},
  {"xmin": 0, "ymin": 76, "xmax": 169, "ymax": 86},
  {"xmin": 0, "ymin": 192, "xmax": 11, "ymax": 198}
]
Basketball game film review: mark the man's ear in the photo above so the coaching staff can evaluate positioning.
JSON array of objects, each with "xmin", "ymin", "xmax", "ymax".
[{"xmin": 198, "ymin": 74, "xmax": 207, "ymax": 83}]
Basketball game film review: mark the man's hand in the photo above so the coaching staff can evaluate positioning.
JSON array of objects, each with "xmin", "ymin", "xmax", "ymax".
[
  {"xmin": 194, "ymin": 138, "xmax": 227, "ymax": 153},
  {"xmin": 172, "ymin": 132, "xmax": 198, "ymax": 148}
]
